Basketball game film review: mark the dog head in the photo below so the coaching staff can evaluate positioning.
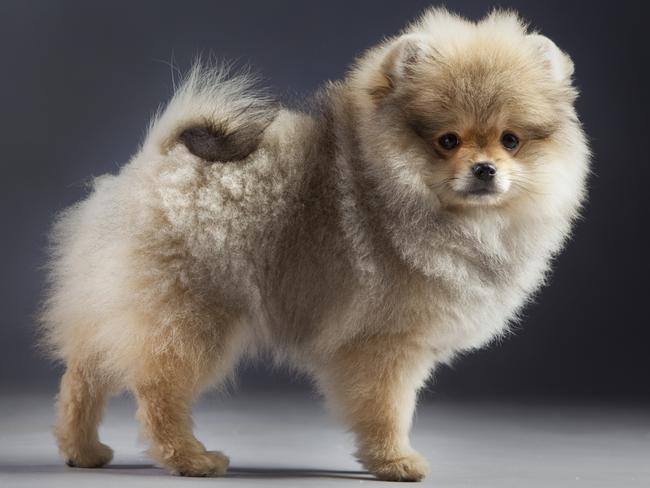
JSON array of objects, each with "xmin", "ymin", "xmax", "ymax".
[{"xmin": 350, "ymin": 8, "xmax": 584, "ymax": 212}]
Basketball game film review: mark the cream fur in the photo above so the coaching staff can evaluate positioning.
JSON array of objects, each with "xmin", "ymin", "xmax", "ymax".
[{"xmin": 41, "ymin": 8, "xmax": 590, "ymax": 482}]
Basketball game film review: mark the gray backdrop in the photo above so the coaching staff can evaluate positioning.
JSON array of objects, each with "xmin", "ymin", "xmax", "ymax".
[{"xmin": 1, "ymin": 0, "xmax": 648, "ymax": 401}]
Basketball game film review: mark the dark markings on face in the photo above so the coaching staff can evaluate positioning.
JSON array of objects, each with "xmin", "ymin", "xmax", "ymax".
[
  {"xmin": 393, "ymin": 82, "xmax": 563, "ymax": 150},
  {"xmin": 385, "ymin": 54, "xmax": 569, "ymax": 149}
]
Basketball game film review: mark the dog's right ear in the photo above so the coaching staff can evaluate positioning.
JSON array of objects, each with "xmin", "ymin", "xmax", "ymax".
[
  {"xmin": 369, "ymin": 34, "xmax": 436, "ymax": 101},
  {"xmin": 528, "ymin": 34, "xmax": 574, "ymax": 84}
]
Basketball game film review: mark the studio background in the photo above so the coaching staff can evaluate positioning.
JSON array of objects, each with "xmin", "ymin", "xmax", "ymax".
[{"xmin": 1, "ymin": 0, "xmax": 648, "ymax": 402}]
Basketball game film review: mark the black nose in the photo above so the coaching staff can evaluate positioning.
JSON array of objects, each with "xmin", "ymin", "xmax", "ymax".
[{"xmin": 472, "ymin": 162, "xmax": 497, "ymax": 181}]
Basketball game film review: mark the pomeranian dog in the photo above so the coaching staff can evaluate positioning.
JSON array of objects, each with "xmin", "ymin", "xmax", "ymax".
[{"xmin": 41, "ymin": 8, "xmax": 589, "ymax": 482}]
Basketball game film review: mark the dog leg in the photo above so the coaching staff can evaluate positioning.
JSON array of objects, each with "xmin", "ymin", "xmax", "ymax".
[
  {"xmin": 318, "ymin": 334, "xmax": 434, "ymax": 481},
  {"xmin": 55, "ymin": 360, "xmax": 114, "ymax": 468},
  {"xmin": 132, "ymin": 324, "xmax": 243, "ymax": 477}
]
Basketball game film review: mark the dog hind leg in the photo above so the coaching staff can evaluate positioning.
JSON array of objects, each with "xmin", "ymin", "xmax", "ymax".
[{"xmin": 55, "ymin": 360, "xmax": 114, "ymax": 468}]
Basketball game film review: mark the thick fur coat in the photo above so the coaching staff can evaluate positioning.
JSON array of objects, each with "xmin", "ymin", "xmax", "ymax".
[{"xmin": 41, "ymin": 8, "xmax": 589, "ymax": 481}]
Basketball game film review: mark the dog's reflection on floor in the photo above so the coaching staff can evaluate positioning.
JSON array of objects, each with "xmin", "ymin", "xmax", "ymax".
[{"xmin": 0, "ymin": 463, "xmax": 374, "ymax": 481}]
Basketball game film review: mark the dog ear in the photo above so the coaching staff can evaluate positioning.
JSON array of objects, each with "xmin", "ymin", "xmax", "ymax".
[
  {"xmin": 528, "ymin": 34, "xmax": 574, "ymax": 83},
  {"xmin": 369, "ymin": 34, "xmax": 436, "ymax": 101},
  {"xmin": 384, "ymin": 34, "xmax": 435, "ymax": 79}
]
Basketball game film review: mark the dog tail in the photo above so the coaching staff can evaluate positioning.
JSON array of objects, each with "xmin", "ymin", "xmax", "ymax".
[{"xmin": 143, "ymin": 61, "xmax": 278, "ymax": 162}]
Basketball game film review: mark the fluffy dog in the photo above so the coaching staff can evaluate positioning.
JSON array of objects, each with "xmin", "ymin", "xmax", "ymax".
[{"xmin": 41, "ymin": 8, "xmax": 589, "ymax": 482}]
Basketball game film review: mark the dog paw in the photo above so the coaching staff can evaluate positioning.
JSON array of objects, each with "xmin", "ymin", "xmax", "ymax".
[
  {"xmin": 365, "ymin": 450, "xmax": 429, "ymax": 482},
  {"xmin": 64, "ymin": 442, "xmax": 114, "ymax": 468},
  {"xmin": 170, "ymin": 450, "xmax": 230, "ymax": 477}
]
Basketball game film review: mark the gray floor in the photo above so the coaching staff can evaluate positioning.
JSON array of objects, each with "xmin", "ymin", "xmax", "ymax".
[{"xmin": 0, "ymin": 390, "xmax": 648, "ymax": 487}]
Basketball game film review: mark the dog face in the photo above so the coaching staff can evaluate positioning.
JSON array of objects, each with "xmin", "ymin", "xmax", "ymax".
[{"xmin": 354, "ymin": 10, "xmax": 579, "ymax": 210}]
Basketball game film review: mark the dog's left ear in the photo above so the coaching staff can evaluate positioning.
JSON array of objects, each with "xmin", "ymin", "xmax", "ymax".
[
  {"xmin": 383, "ymin": 34, "xmax": 435, "ymax": 79},
  {"xmin": 528, "ymin": 34, "xmax": 574, "ymax": 83},
  {"xmin": 369, "ymin": 34, "xmax": 436, "ymax": 101}
]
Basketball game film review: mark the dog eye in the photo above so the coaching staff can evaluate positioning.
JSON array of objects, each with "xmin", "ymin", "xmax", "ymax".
[
  {"xmin": 501, "ymin": 132, "xmax": 519, "ymax": 150},
  {"xmin": 438, "ymin": 133, "xmax": 461, "ymax": 150}
]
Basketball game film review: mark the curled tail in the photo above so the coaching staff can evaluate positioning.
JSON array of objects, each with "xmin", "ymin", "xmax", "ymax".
[{"xmin": 144, "ymin": 63, "xmax": 278, "ymax": 162}]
